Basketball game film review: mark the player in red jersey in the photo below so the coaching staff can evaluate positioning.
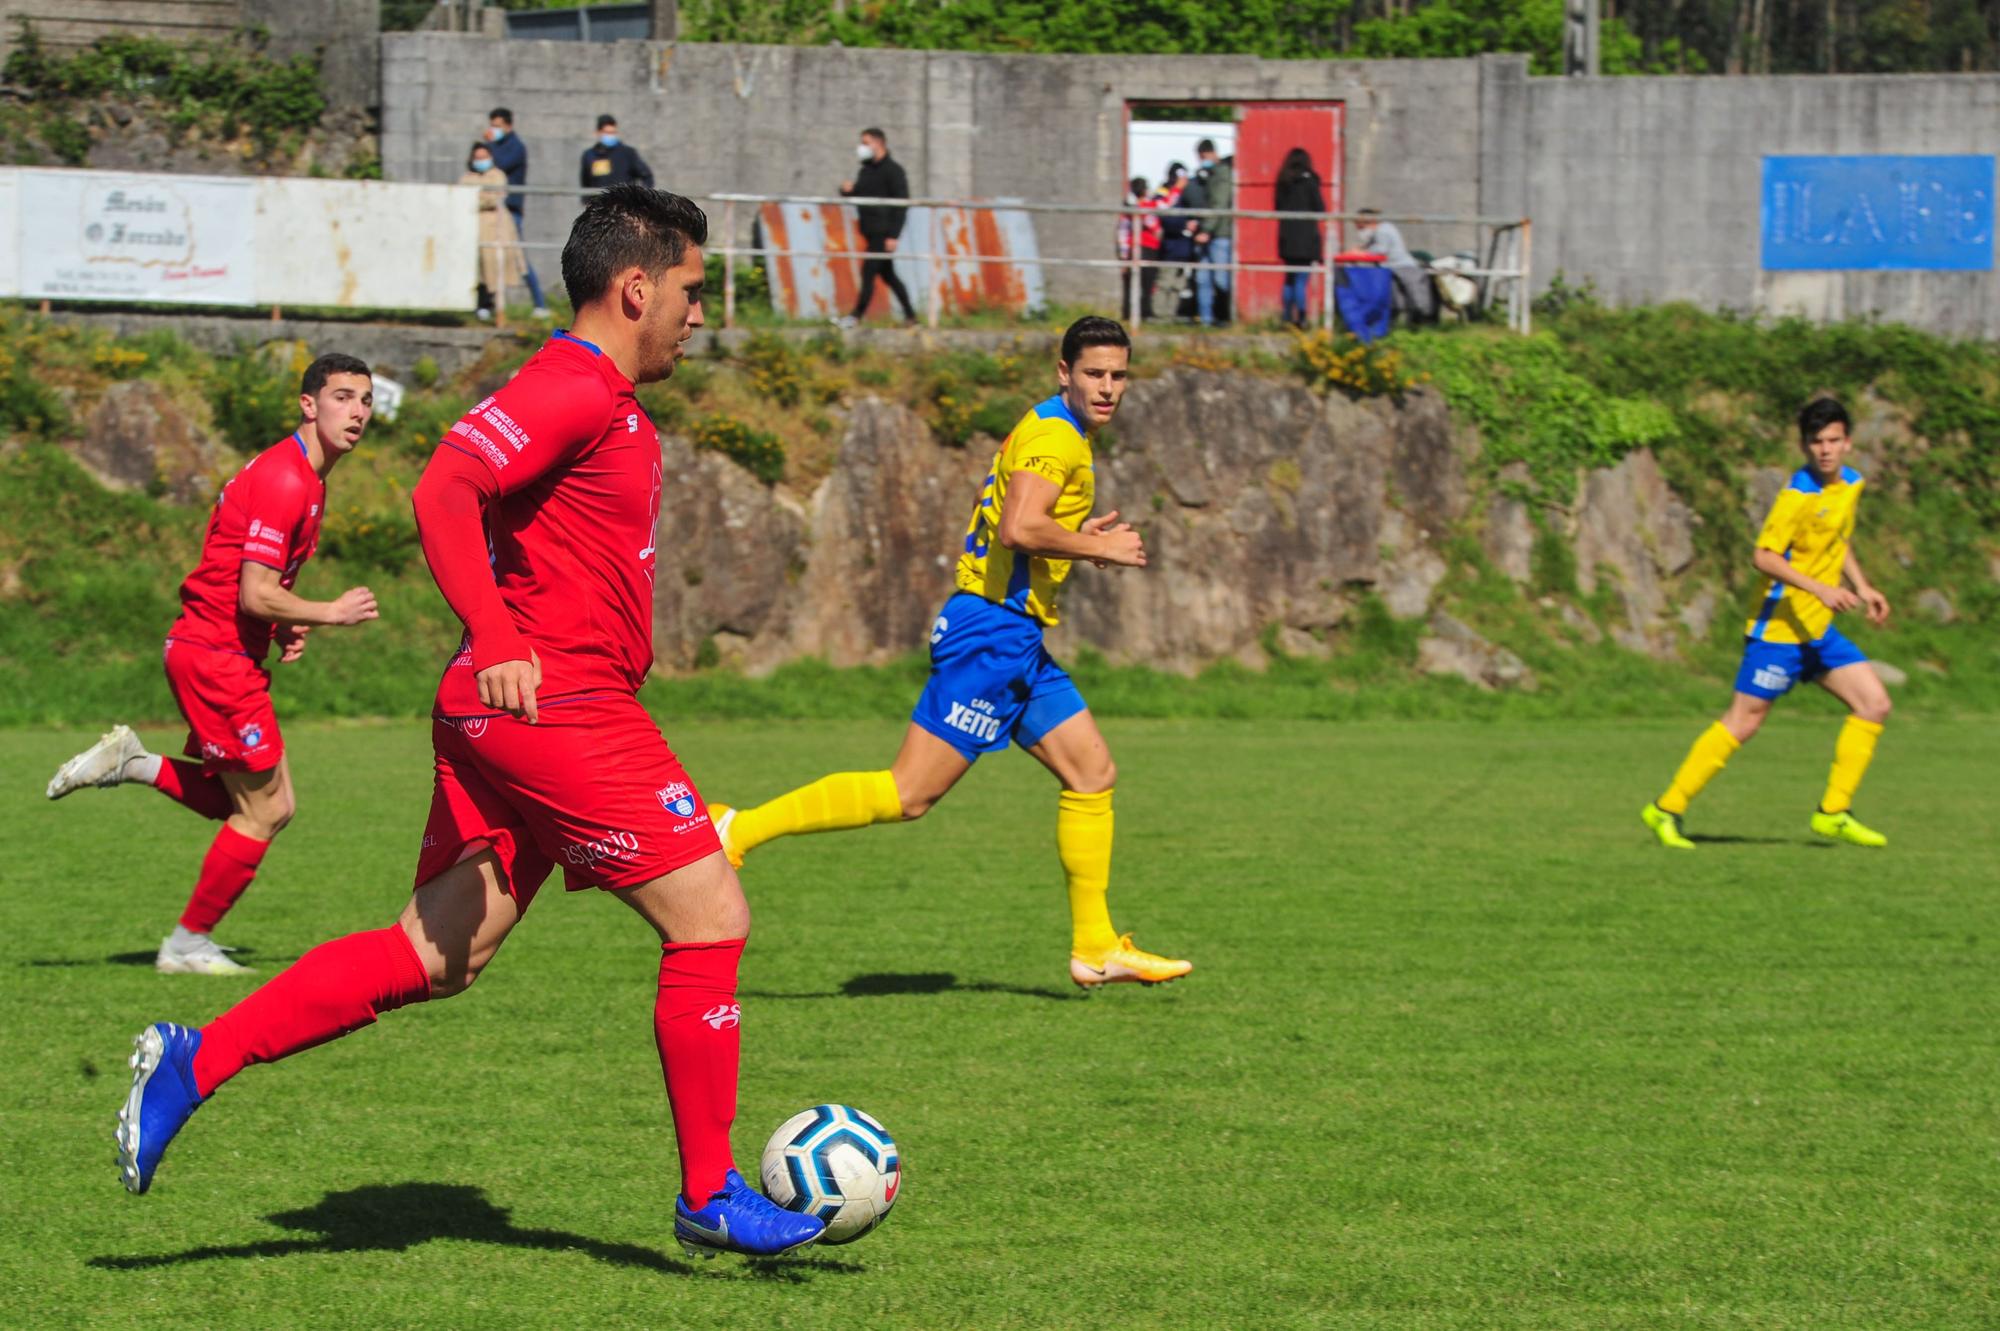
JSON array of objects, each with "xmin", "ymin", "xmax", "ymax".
[
  {"xmin": 113, "ymin": 186, "xmax": 825, "ymax": 1259},
  {"xmin": 46, "ymin": 354, "xmax": 381, "ymax": 975}
]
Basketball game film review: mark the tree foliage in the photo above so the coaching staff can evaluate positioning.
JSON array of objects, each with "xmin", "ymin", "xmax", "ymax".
[{"xmin": 670, "ymin": 0, "xmax": 2000, "ymax": 74}]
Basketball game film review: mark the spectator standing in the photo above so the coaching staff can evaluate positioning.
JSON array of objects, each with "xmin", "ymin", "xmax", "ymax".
[
  {"xmin": 1117, "ymin": 176, "xmax": 1162, "ymax": 321},
  {"xmin": 461, "ymin": 141, "xmax": 528, "ymax": 322},
  {"xmin": 1153, "ymin": 163, "xmax": 1195, "ymax": 319},
  {"xmin": 1190, "ymin": 138, "xmax": 1235, "ymax": 327},
  {"xmin": 580, "ymin": 115, "xmax": 655, "ymax": 191},
  {"xmin": 1356, "ymin": 208, "xmax": 1437, "ymax": 324},
  {"xmin": 838, "ymin": 127, "xmax": 917, "ymax": 326},
  {"xmin": 483, "ymin": 108, "xmax": 551, "ymax": 320},
  {"xmin": 1274, "ymin": 148, "xmax": 1325, "ymax": 329}
]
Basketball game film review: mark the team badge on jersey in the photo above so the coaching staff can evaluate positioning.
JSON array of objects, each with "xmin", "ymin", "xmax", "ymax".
[{"xmin": 656, "ymin": 782, "xmax": 697, "ymax": 817}]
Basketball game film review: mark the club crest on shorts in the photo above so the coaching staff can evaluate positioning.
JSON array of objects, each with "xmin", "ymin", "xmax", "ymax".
[
  {"xmin": 656, "ymin": 782, "xmax": 697, "ymax": 817},
  {"xmin": 236, "ymin": 721, "xmax": 265, "ymax": 750}
]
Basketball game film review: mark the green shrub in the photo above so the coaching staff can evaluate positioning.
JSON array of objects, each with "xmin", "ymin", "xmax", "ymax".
[
  {"xmin": 203, "ymin": 349, "xmax": 299, "ymax": 451},
  {"xmin": 691, "ymin": 414, "xmax": 785, "ymax": 484},
  {"xmin": 318, "ymin": 505, "xmax": 420, "ymax": 573}
]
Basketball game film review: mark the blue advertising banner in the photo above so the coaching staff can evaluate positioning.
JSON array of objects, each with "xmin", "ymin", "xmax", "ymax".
[{"xmin": 1762, "ymin": 155, "xmax": 1993, "ymax": 271}]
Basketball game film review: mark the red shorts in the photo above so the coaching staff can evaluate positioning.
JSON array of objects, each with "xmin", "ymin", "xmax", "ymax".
[
  {"xmin": 413, "ymin": 693, "xmax": 723, "ymax": 909},
  {"xmin": 163, "ymin": 637, "xmax": 283, "ymax": 774}
]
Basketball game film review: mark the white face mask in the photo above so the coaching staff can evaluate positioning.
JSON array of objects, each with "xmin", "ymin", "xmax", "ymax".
[{"xmin": 855, "ymin": 143, "xmax": 874, "ymax": 162}]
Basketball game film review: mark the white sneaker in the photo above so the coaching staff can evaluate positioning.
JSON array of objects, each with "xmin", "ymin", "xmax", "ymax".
[
  {"xmin": 155, "ymin": 935, "xmax": 253, "ymax": 976},
  {"xmin": 833, "ymin": 315, "xmax": 858, "ymax": 330},
  {"xmin": 47, "ymin": 725, "xmax": 149, "ymax": 800}
]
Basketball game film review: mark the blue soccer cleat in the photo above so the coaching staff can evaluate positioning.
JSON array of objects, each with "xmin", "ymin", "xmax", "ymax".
[
  {"xmin": 115, "ymin": 1022, "xmax": 206, "ymax": 1195},
  {"xmin": 674, "ymin": 1168, "xmax": 825, "ymax": 1258}
]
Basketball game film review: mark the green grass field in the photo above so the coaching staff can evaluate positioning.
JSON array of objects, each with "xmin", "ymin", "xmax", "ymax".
[{"xmin": 3, "ymin": 716, "xmax": 1997, "ymax": 1328}]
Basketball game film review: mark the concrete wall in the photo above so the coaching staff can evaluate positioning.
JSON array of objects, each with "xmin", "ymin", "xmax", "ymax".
[
  {"xmin": 380, "ymin": 34, "xmax": 1491, "ymax": 305},
  {"xmin": 1494, "ymin": 70, "xmax": 2000, "ymax": 335}
]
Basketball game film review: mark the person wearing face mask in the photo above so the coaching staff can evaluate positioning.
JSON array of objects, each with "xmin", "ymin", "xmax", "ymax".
[
  {"xmin": 482, "ymin": 108, "xmax": 551, "ymax": 320},
  {"xmin": 836, "ymin": 127, "xmax": 916, "ymax": 327},
  {"xmin": 580, "ymin": 115, "xmax": 655, "ymax": 192},
  {"xmin": 463, "ymin": 142, "xmax": 530, "ymax": 321}
]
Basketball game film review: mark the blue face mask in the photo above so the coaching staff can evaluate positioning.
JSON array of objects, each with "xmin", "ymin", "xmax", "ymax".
[
  {"xmin": 472, "ymin": 158, "xmax": 494, "ymax": 172},
  {"xmin": 599, "ymin": 134, "xmax": 620, "ymax": 148},
  {"xmin": 489, "ymin": 127, "xmax": 508, "ymax": 141}
]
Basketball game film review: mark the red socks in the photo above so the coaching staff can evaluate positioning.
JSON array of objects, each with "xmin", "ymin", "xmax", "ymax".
[
  {"xmin": 192, "ymin": 926, "xmax": 432, "ymax": 1098},
  {"xmin": 654, "ymin": 939, "xmax": 745, "ymax": 1206},
  {"xmin": 152, "ymin": 758, "xmax": 233, "ymax": 820},
  {"xmin": 178, "ymin": 825, "xmax": 270, "ymax": 935}
]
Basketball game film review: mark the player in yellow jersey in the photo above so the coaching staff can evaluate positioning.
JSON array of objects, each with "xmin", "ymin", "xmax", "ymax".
[
  {"xmin": 1642, "ymin": 397, "xmax": 1894, "ymax": 849},
  {"xmin": 710, "ymin": 317, "xmax": 1190, "ymax": 988}
]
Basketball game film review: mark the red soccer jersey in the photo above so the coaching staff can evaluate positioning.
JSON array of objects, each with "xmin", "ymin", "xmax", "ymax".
[
  {"xmin": 431, "ymin": 331, "xmax": 663, "ymax": 715},
  {"xmin": 169, "ymin": 433, "xmax": 325, "ymax": 661}
]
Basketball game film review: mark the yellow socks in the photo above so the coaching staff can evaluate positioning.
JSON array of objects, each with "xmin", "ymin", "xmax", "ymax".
[
  {"xmin": 731, "ymin": 770, "xmax": 903, "ymax": 854},
  {"xmin": 1058, "ymin": 789, "xmax": 1120, "ymax": 961},
  {"xmin": 1820, "ymin": 716, "xmax": 1883, "ymax": 814},
  {"xmin": 1658, "ymin": 721, "xmax": 1741, "ymax": 816}
]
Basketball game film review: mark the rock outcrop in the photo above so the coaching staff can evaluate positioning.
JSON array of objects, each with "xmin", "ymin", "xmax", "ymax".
[
  {"xmin": 1571, "ymin": 448, "xmax": 1697, "ymax": 655},
  {"xmin": 70, "ymin": 380, "xmax": 231, "ymax": 504}
]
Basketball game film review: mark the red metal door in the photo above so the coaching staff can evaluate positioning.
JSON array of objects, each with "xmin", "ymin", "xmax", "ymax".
[{"xmin": 1233, "ymin": 102, "xmax": 1343, "ymax": 323}]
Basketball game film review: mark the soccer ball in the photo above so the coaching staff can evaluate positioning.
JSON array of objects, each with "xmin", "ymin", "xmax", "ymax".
[{"xmin": 759, "ymin": 1104, "xmax": 901, "ymax": 1244}]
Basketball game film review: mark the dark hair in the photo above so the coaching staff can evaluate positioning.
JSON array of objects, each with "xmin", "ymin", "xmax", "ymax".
[
  {"xmin": 467, "ymin": 140, "xmax": 493, "ymax": 171},
  {"xmin": 1798, "ymin": 396, "xmax": 1850, "ymax": 440},
  {"xmin": 861, "ymin": 127, "xmax": 887, "ymax": 145},
  {"xmin": 1164, "ymin": 160, "xmax": 1187, "ymax": 184},
  {"xmin": 489, "ymin": 107, "xmax": 513, "ymax": 125},
  {"xmin": 1358, "ymin": 206, "xmax": 1381, "ymax": 218},
  {"xmin": 1060, "ymin": 316, "xmax": 1131, "ymax": 367},
  {"xmin": 1128, "ymin": 176, "xmax": 1148, "ymax": 196},
  {"xmin": 596, "ymin": 114, "xmax": 618, "ymax": 131},
  {"xmin": 1278, "ymin": 147, "xmax": 1314, "ymax": 187},
  {"xmin": 561, "ymin": 183, "xmax": 709, "ymax": 307},
  {"xmin": 1196, "ymin": 138, "xmax": 1217, "ymax": 155},
  {"xmin": 302, "ymin": 352, "xmax": 371, "ymax": 398}
]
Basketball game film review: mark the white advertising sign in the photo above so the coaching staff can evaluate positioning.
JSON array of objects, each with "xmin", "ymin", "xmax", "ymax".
[
  {"xmin": 17, "ymin": 169, "xmax": 256, "ymax": 304},
  {"xmin": 0, "ymin": 170, "xmax": 17, "ymax": 297}
]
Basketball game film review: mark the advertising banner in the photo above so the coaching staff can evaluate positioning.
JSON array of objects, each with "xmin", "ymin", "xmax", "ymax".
[
  {"xmin": 16, "ymin": 170, "xmax": 257, "ymax": 302},
  {"xmin": 1762, "ymin": 155, "xmax": 1994, "ymax": 271}
]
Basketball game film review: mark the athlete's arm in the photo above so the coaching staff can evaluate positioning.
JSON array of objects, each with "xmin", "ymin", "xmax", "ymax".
[
  {"xmin": 1751, "ymin": 546, "xmax": 1857, "ymax": 614},
  {"xmin": 411, "ymin": 444, "xmax": 541, "ymax": 722},
  {"xmin": 1844, "ymin": 549, "xmax": 1891, "ymax": 626},
  {"xmin": 238, "ymin": 561, "xmax": 377, "ymax": 627},
  {"xmin": 997, "ymin": 470, "xmax": 1146, "ymax": 567}
]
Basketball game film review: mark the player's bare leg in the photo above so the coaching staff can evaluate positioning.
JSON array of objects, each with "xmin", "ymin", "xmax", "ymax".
[
  {"xmin": 711, "ymin": 723, "xmax": 969, "ymax": 867},
  {"xmin": 118, "ymin": 850, "xmax": 514, "ymax": 1194},
  {"xmin": 1026, "ymin": 709, "xmax": 1190, "ymax": 988},
  {"xmin": 157, "ymin": 758, "xmax": 298, "ymax": 975},
  {"xmin": 1810, "ymin": 663, "xmax": 1891, "ymax": 846},
  {"xmin": 615, "ymin": 851, "xmax": 823, "ymax": 1257}
]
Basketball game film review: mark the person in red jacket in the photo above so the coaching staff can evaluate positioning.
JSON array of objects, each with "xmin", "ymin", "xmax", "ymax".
[
  {"xmin": 111, "ymin": 185, "xmax": 825, "ymax": 1261},
  {"xmin": 45, "ymin": 354, "xmax": 380, "ymax": 975}
]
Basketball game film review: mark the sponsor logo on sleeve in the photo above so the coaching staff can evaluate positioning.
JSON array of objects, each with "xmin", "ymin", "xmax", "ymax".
[
  {"xmin": 478, "ymin": 403, "xmax": 531, "ymax": 453},
  {"xmin": 450, "ymin": 419, "xmax": 511, "ymax": 471}
]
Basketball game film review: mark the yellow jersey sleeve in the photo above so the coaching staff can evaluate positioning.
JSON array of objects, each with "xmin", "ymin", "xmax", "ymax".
[
  {"xmin": 954, "ymin": 396, "xmax": 1096, "ymax": 626},
  {"xmin": 1754, "ymin": 488, "xmax": 1809, "ymax": 554}
]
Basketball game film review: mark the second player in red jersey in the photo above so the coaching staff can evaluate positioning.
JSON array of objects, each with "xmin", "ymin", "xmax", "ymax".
[
  {"xmin": 46, "ymin": 354, "xmax": 381, "ymax": 975},
  {"xmin": 115, "ymin": 187, "xmax": 826, "ymax": 1260}
]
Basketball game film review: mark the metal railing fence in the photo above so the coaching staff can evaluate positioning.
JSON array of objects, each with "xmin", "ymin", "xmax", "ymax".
[{"xmin": 474, "ymin": 183, "xmax": 1531, "ymax": 336}]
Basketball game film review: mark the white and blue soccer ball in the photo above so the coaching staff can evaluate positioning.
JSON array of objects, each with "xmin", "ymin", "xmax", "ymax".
[{"xmin": 759, "ymin": 1104, "xmax": 901, "ymax": 1245}]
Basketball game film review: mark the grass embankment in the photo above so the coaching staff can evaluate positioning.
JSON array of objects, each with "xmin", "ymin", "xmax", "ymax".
[{"xmin": 0, "ymin": 301, "xmax": 1995, "ymax": 726}]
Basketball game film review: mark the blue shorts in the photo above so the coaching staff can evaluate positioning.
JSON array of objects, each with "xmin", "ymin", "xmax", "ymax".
[
  {"xmin": 911, "ymin": 593, "xmax": 1088, "ymax": 762},
  {"xmin": 1733, "ymin": 626, "xmax": 1868, "ymax": 699}
]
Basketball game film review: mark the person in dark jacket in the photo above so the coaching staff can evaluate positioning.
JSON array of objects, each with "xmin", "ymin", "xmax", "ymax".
[
  {"xmin": 482, "ymin": 107, "xmax": 550, "ymax": 319},
  {"xmin": 837, "ymin": 127, "xmax": 916, "ymax": 325},
  {"xmin": 1275, "ymin": 147, "xmax": 1325, "ymax": 328},
  {"xmin": 580, "ymin": 115, "xmax": 655, "ymax": 191}
]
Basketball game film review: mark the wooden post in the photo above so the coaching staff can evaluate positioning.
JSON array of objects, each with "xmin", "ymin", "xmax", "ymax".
[
  {"xmin": 927, "ymin": 211, "xmax": 941, "ymax": 330},
  {"xmin": 1127, "ymin": 205, "xmax": 1142, "ymax": 333},
  {"xmin": 649, "ymin": 0, "xmax": 678, "ymax": 40},
  {"xmin": 495, "ymin": 245, "xmax": 508, "ymax": 330}
]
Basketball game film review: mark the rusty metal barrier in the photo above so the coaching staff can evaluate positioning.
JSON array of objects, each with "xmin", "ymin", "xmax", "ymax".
[{"xmin": 483, "ymin": 185, "xmax": 1532, "ymax": 335}]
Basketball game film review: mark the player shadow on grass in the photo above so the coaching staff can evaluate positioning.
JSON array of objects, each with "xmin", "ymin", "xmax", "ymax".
[
  {"xmin": 1686, "ymin": 834, "xmax": 1829, "ymax": 847},
  {"xmin": 24, "ymin": 948, "xmax": 286, "ymax": 969},
  {"xmin": 87, "ymin": 1182, "xmax": 862, "ymax": 1281},
  {"xmin": 742, "ymin": 971, "xmax": 1078, "ymax": 1002}
]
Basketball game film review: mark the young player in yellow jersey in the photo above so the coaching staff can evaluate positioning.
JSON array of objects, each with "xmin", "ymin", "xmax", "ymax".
[
  {"xmin": 710, "ymin": 317, "xmax": 1190, "ymax": 988},
  {"xmin": 1642, "ymin": 397, "xmax": 1894, "ymax": 849}
]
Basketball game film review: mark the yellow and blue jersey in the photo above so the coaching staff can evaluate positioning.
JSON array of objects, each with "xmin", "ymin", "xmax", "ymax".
[
  {"xmin": 1745, "ymin": 465, "xmax": 1863, "ymax": 645},
  {"xmin": 955, "ymin": 394, "xmax": 1095, "ymax": 627}
]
